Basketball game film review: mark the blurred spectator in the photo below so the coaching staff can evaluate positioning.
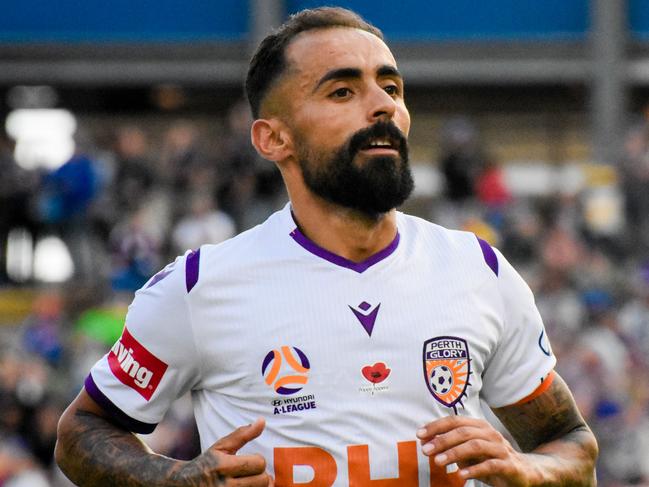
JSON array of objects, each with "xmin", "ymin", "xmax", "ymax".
[
  {"xmin": 37, "ymin": 142, "xmax": 101, "ymax": 281},
  {"xmin": 501, "ymin": 202, "xmax": 543, "ymax": 265},
  {"xmin": 618, "ymin": 262, "xmax": 649, "ymax": 367},
  {"xmin": 109, "ymin": 206, "xmax": 162, "ymax": 293},
  {"xmin": 38, "ymin": 155, "xmax": 97, "ymax": 228},
  {"xmin": 0, "ymin": 439, "xmax": 49, "ymax": 487},
  {"xmin": 539, "ymin": 202, "xmax": 585, "ymax": 274},
  {"xmin": 0, "ymin": 133, "xmax": 38, "ymax": 285},
  {"xmin": 579, "ymin": 289, "xmax": 628, "ymax": 391},
  {"xmin": 437, "ymin": 117, "xmax": 484, "ymax": 203},
  {"xmin": 0, "ymin": 345, "xmax": 63, "ymax": 471},
  {"xmin": 0, "ymin": 350, "xmax": 27, "ymax": 438},
  {"xmin": 620, "ymin": 122, "xmax": 649, "ymax": 256},
  {"xmin": 20, "ymin": 292, "xmax": 65, "ymax": 367},
  {"xmin": 218, "ymin": 100, "xmax": 285, "ymax": 230},
  {"xmin": 171, "ymin": 192, "xmax": 236, "ymax": 254},
  {"xmin": 21, "ymin": 395, "xmax": 64, "ymax": 469},
  {"xmin": 536, "ymin": 267, "xmax": 585, "ymax": 343},
  {"xmin": 475, "ymin": 157, "xmax": 511, "ymax": 209},
  {"xmin": 475, "ymin": 156, "xmax": 512, "ymax": 232},
  {"xmin": 159, "ymin": 120, "xmax": 207, "ymax": 197},
  {"xmin": 113, "ymin": 126, "xmax": 155, "ymax": 214}
]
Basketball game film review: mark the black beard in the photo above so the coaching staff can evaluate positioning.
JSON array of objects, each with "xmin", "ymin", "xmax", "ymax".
[{"xmin": 298, "ymin": 121, "xmax": 414, "ymax": 220}]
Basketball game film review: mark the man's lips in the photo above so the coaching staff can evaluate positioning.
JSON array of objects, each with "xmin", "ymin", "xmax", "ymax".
[
  {"xmin": 348, "ymin": 122, "xmax": 407, "ymax": 160},
  {"xmin": 358, "ymin": 138, "xmax": 401, "ymax": 155},
  {"xmin": 358, "ymin": 146, "xmax": 400, "ymax": 156}
]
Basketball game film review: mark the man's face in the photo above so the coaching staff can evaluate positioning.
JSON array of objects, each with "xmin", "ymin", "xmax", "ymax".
[{"xmin": 276, "ymin": 27, "xmax": 413, "ymax": 218}]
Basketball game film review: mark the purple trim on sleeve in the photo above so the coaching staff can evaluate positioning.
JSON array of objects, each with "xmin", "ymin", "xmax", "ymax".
[
  {"xmin": 476, "ymin": 236, "xmax": 499, "ymax": 276},
  {"xmin": 185, "ymin": 248, "xmax": 201, "ymax": 293},
  {"xmin": 289, "ymin": 227, "xmax": 400, "ymax": 273},
  {"xmin": 84, "ymin": 373, "xmax": 157, "ymax": 434},
  {"xmin": 146, "ymin": 268, "xmax": 173, "ymax": 289}
]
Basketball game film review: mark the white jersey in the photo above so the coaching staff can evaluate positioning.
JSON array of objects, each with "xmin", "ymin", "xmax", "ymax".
[{"xmin": 88, "ymin": 203, "xmax": 555, "ymax": 487}]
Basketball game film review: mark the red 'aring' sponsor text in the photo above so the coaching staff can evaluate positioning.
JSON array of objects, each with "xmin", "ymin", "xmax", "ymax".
[{"xmin": 108, "ymin": 328, "xmax": 168, "ymax": 401}]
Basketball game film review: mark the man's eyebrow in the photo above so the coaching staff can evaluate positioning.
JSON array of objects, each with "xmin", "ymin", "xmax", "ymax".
[
  {"xmin": 377, "ymin": 65, "xmax": 402, "ymax": 80},
  {"xmin": 313, "ymin": 67, "xmax": 362, "ymax": 92}
]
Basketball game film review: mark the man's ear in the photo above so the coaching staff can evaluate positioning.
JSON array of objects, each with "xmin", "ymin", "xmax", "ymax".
[{"xmin": 251, "ymin": 118, "xmax": 293, "ymax": 163}]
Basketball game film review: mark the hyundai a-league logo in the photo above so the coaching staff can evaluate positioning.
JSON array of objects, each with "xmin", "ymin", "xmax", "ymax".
[
  {"xmin": 423, "ymin": 336, "xmax": 471, "ymax": 412},
  {"xmin": 261, "ymin": 346, "xmax": 310, "ymax": 395}
]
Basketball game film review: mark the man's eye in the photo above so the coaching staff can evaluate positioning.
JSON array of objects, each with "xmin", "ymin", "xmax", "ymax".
[
  {"xmin": 384, "ymin": 85, "xmax": 399, "ymax": 96},
  {"xmin": 331, "ymin": 87, "xmax": 352, "ymax": 98}
]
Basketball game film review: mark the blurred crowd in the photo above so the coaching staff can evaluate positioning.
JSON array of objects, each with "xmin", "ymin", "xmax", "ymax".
[{"xmin": 1, "ymin": 107, "xmax": 649, "ymax": 485}]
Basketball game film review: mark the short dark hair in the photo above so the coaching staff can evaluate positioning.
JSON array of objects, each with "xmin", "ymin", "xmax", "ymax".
[{"xmin": 245, "ymin": 7, "xmax": 384, "ymax": 119}]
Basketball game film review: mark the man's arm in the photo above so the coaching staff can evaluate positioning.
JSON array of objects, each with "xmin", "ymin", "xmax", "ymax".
[
  {"xmin": 492, "ymin": 373, "xmax": 597, "ymax": 484},
  {"xmin": 55, "ymin": 389, "xmax": 271, "ymax": 487},
  {"xmin": 417, "ymin": 373, "xmax": 598, "ymax": 486}
]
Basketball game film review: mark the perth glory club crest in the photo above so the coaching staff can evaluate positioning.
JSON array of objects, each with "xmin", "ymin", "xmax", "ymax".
[{"xmin": 423, "ymin": 336, "xmax": 471, "ymax": 413}]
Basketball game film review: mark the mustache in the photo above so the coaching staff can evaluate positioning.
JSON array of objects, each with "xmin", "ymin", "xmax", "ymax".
[{"xmin": 346, "ymin": 121, "xmax": 408, "ymax": 158}]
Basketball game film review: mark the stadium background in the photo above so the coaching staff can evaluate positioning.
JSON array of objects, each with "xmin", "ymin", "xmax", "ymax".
[{"xmin": 1, "ymin": 0, "xmax": 648, "ymax": 484}]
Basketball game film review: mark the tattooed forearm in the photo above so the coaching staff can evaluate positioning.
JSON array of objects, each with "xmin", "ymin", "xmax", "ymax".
[
  {"xmin": 55, "ymin": 409, "xmax": 221, "ymax": 487},
  {"xmin": 494, "ymin": 373, "xmax": 598, "ymax": 486},
  {"xmin": 494, "ymin": 374, "xmax": 587, "ymax": 451}
]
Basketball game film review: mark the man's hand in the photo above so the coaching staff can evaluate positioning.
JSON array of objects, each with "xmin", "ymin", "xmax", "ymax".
[
  {"xmin": 176, "ymin": 418, "xmax": 273, "ymax": 486},
  {"xmin": 416, "ymin": 374, "xmax": 597, "ymax": 487},
  {"xmin": 56, "ymin": 389, "xmax": 274, "ymax": 486},
  {"xmin": 416, "ymin": 415, "xmax": 539, "ymax": 486}
]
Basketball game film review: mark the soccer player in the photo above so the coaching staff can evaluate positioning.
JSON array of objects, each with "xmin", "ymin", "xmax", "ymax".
[{"xmin": 55, "ymin": 7, "xmax": 598, "ymax": 486}]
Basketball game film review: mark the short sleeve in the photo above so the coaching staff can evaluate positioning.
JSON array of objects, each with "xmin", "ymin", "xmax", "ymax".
[
  {"xmin": 86, "ymin": 251, "xmax": 202, "ymax": 433},
  {"xmin": 480, "ymin": 248, "xmax": 556, "ymax": 408}
]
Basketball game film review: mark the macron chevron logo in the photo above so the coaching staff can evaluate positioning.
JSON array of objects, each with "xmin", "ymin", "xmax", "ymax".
[{"xmin": 349, "ymin": 301, "xmax": 381, "ymax": 337}]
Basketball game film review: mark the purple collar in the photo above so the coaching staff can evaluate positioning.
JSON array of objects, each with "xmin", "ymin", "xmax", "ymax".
[{"xmin": 289, "ymin": 226, "xmax": 400, "ymax": 273}]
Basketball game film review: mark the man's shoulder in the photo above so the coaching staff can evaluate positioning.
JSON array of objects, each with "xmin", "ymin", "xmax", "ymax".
[
  {"xmin": 137, "ymin": 207, "xmax": 289, "ymax": 300},
  {"xmin": 191, "ymin": 206, "xmax": 295, "ymax": 283},
  {"xmin": 398, "ymin": 212, "xmax": 499, "ymax": 277}
]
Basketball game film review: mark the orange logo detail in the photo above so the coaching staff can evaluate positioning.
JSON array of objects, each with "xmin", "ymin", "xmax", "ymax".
[
  {"xmin": 273, "ymin": 442, "xmax": 465, "ymax": 486},
  {"xmin": 348, "ymin": 442, "xmax": 417, "ymax": 486},
  {"xmin": 274, "ymin": 447, "xmax": 336, "ymax": 486},
  {"xmin": 262, "ymin": 346, "xmax": 310, "ymax": 395}
]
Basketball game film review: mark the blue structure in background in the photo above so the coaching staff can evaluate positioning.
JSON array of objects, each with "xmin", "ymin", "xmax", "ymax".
[
  {"xmin": 287, "ymin": 0, "xmax": 589, "ymax": 41},
  {"xmin": 629, "ymin": 0, "xmax": 649, "ymax": 39},
  {"xmin": 3, "ymin": 0, "xmax": 649, "ymax": 44},
  {"xmin": 0, "ymin": 0, "xmax": 249, "ymax": 42}
]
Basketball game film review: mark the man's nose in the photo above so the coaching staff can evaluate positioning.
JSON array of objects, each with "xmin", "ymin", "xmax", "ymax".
[{"xmin": 367, "ymin": 85, "xmax": 397, "ymax": 123}]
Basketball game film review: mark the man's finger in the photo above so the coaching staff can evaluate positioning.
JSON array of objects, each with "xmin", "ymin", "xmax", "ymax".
[
  {"xmin": 431, "ymin": 438, "xmax": 504, "ymax": 468},
  {"xmin": 218, "ymin": 453, "xmax": 267, "ymax": 477},
  {"xmin": 416, "ymin": 416, "xmax": 487, "ymax": 442},
  {"xmin": 226, "ymin": 470, "xmax": 273, "ymax": 486},
  {"xmin": 211, "ymin": 418, "xmax": 266, "ymax": 454},
  {"xmin": 457, "ymin": 457, "xmax": 512, "ymax": 482},
  {"xmin": 421, "ymin": 424, "xmax": 503, "ymax": 456}
]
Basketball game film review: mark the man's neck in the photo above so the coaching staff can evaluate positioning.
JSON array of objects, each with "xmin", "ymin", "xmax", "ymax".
[{"xmin": 289, "ymin": 192, "xmax": 398, "ymax": 264}]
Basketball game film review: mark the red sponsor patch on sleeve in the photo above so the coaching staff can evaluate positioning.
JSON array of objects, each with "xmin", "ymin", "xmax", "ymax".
[{"xmin": 108, "ymin": 328, "xmax": 168, "ymax": 401}]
